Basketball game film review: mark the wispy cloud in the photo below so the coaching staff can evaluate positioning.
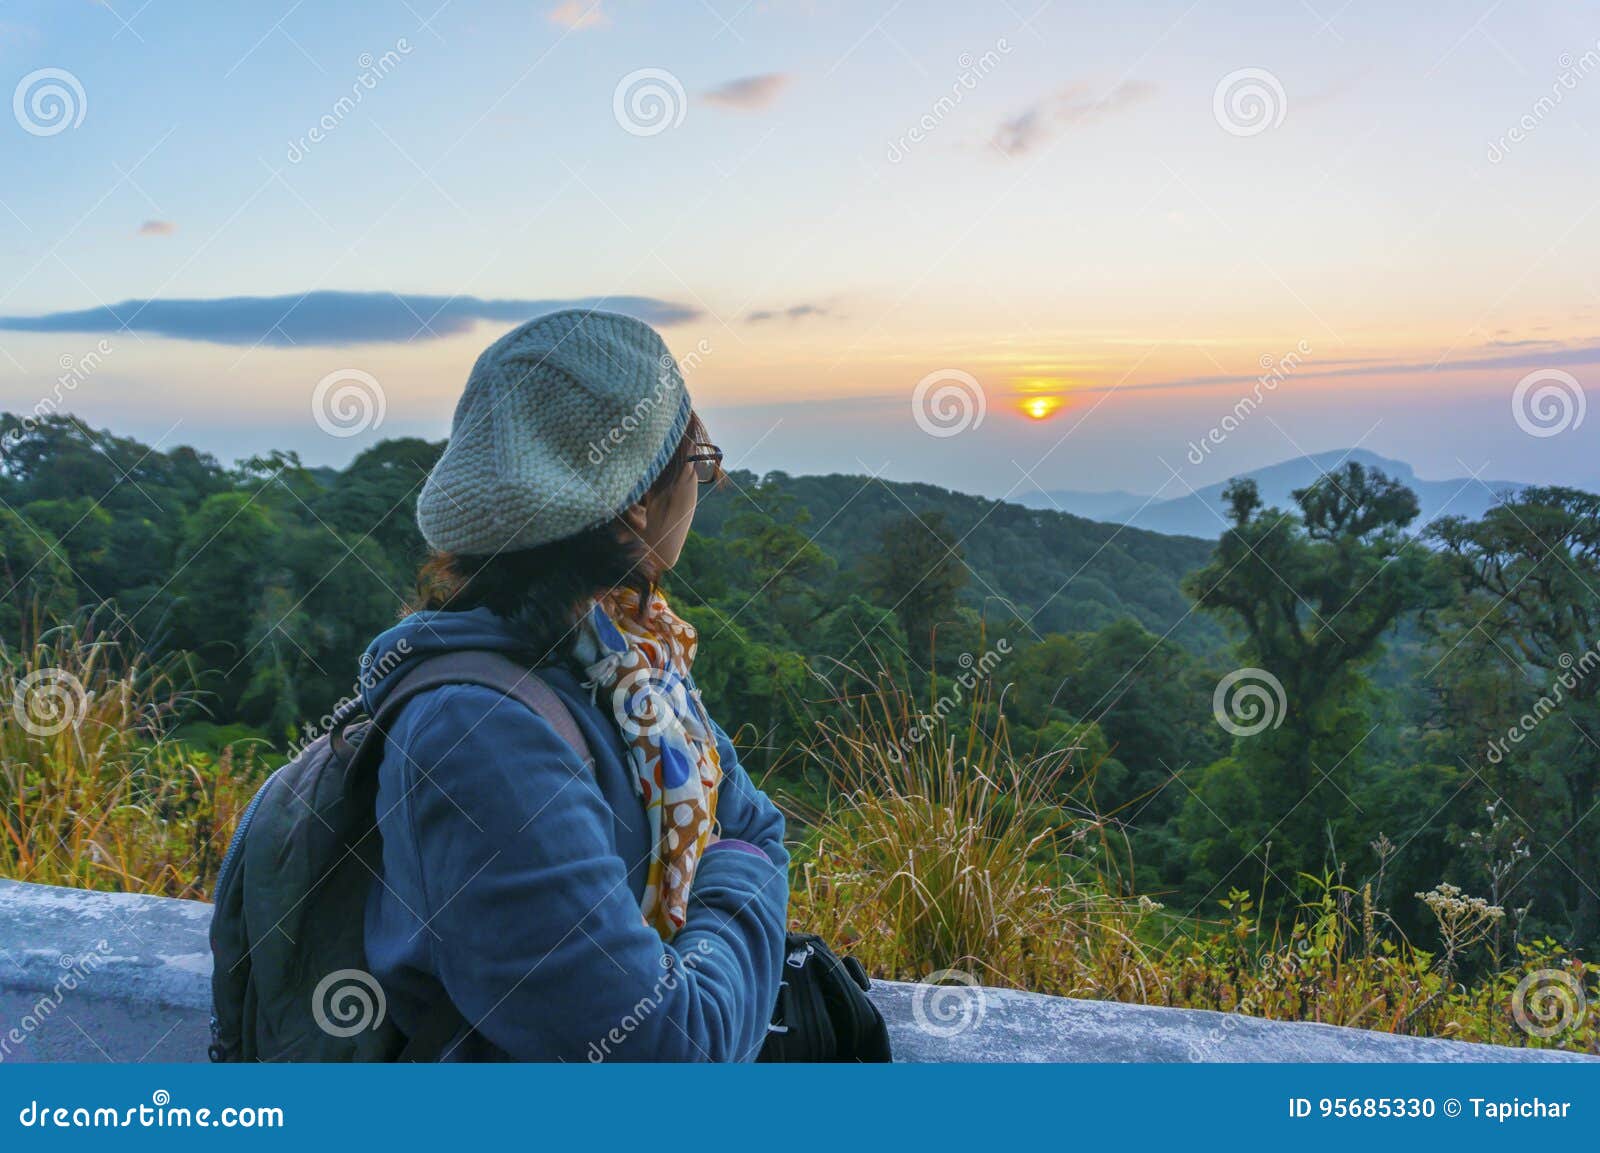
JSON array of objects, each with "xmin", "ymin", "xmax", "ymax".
[
  {"xmin": 747, "ymin": 303, "xmax": 829, "ymax": 324},
  {"xmin": 138, "ymin": 220, "xmax": 176, "ymax": 236},
  {"xmin": 547, "ymin": 1, "xmax": 608, "ymax": 30},
  {"xmin": 1047, "ymin": 339, "xmax": 1600, "ymax": 397},
  {"xmin": 993, "ymin": 106, "xmax": 1048, "ymax": 157},
  {"xmin": 702, "ymin": 73, "xmax": 789, "ymax": 111},
  {"xmin": 992, "ymin": 80, "xmax": 1156, "ymax": 157},
  {"xmin": 0, "ymin": 291, "xmax": 701, "ymax": 347}
]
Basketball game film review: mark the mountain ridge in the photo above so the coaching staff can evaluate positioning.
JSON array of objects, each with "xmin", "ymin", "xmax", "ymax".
[{"xmin": 1015, "ymin": 449, "xmax": 1528, "ymax": 538}]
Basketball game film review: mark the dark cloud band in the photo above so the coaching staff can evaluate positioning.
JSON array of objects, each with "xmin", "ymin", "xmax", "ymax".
[{"xmin": 0, "ymin": 291, "xmax": 701, "ymax": 347}]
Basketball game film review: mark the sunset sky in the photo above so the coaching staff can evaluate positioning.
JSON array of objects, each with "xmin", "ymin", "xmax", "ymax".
[{"xmin": 1, "ymin": 0, "xmax": 1597, "ymax": 503}]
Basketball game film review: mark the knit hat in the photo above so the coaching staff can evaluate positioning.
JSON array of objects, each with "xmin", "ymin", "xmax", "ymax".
[{"xmin": 416, "ymin": 309, "xmax": 692, "ymax": 555}]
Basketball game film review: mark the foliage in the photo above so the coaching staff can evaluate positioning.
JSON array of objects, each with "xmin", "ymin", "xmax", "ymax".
[
  {"xmin": 0, "ymin": 617, "xmax": 257, "ymax": 898},
  {"xmin": 788, "ymin": 683, "xmax": 1596, "ymax": 1053},
  {"xmin": 690, "ymin": 469, "xmax": 1224, "ymax": 647},
  {"xmin": 860, "ymin": 510, "xmax": 967, "ymax": 655},
  {"xmin": 4, "ymin": 412, "xmax": 1600, "ymax": 1019},
  {"xmin": 1179, "ymin": 462, "xmax": 1442, "ymax": 893},
  {"xmin": 1430, "ymin": 487, "xmax": 1600, "ymax": 944}
]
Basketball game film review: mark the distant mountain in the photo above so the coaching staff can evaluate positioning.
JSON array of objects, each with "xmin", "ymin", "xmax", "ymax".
[
  {"xmin": 1018, "ymin": 450, "xmax": 1528, "ymax": 538},
  {"xmin": 1011, "ymin": 485, "xmax": 1149, "ymax": 522}
]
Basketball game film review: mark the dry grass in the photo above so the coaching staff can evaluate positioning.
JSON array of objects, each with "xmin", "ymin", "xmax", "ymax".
[
  {"xmin": 787, "ymin": 673, "xmax": 1599, "ymax": 1053},
  {"xmin": 787, "ymin": 674, "xmax": 1166, "ymax": 999},
  {"xmin": 0, "ymin": 617, "xmax": 258, "ymax": 898}
]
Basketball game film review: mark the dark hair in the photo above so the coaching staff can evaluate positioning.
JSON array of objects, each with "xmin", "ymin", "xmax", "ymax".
[{"xmin": 411, "ymin": 410, "xmax": 714, "ymax": 659}]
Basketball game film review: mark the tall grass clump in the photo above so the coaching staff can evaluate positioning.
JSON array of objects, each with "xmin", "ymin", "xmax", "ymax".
[
  {"xmin": 0, "ymin": 616, "xmax": 258, "ymax": 897},
  {"xmin": 787, "ymin": 672, "xmax": 1162, "ymax": 998}
]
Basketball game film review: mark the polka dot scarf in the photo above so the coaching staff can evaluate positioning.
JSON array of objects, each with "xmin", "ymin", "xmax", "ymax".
[{"xmin": 574, "ymin": 586, "xmax": 722, "ymax": 940}]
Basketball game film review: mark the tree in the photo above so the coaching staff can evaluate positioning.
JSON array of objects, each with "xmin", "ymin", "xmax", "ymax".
[
  {"xmin": 676, "ymin": 603, "xmax": 808, "ymax": 777},
  {"xmin": 722, "ymin": 480, "xmax": 834, "ymax": 642},
  {"xmin": 314, "ymin": 437, "xmax": 443, "ymax": 571},
  {"xmin": 0, "ymin": 414, "xmax": 229, "ymax": 635},
  {"xmin": 18, "ymin": 497, "xmax": 113, "ymax": 601},
  {"xmin": 1430, "ymin": 486, "xmax": 1600, "ymax": 944},
  {"xmin": 1180, "ymin": 462, "xmax": 1437, "ymax": 883},
  {"xmin": 0, "ymin": 507, "xmax": 75, "ymax": 635},
  {"xmin": 862, "ymin": 511, "xmax": 967, "ymax": 658},
  {"xmin": 810, "ymin": 595, "xmax": 910, "ymax": 686},
  {"xmin": 170, "ymin": 492, "xmax": 281, "ymax": 714}
]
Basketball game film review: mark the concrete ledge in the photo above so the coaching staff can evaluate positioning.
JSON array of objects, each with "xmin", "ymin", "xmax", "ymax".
[{"xmin": 0, "ymin": 878, "xmax": 1591, "ymax": 1063}]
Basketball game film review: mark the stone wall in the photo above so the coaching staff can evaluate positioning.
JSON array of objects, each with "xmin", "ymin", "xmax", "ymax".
[{"xmin": 0, "ymin": 879, "xmax": 1590, "ymax": 1063}]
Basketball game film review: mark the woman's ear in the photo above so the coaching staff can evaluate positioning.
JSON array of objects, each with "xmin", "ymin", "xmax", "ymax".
[{"xmin": 618, "ymin": 500, "xmax": 650, "ymax": 539}]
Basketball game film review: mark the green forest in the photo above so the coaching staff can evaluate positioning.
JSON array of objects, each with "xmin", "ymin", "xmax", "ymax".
[{"xmin": 3, "ymin": 410, "xmax": 1598, "ymax": 973}]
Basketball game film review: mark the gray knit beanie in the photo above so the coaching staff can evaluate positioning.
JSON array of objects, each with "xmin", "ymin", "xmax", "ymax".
[{"xmin": 416, "ymin": 309, "xmax": 692, "ymax": 555}]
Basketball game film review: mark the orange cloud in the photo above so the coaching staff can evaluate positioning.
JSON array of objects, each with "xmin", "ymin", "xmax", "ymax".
[{"xmin": 547, "ymin": 1, "xmax": 608, "ymax": 30}]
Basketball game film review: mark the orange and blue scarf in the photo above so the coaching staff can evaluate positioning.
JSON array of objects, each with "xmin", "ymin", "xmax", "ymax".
[{"xmin": 575, "ymin": 587, "xmax": 722, "ymax": 940}]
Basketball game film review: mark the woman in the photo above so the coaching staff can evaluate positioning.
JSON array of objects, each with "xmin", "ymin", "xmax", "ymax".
[{"xmin": 358, "ymin": 309, "xmax": 789, "ymax": 1061}]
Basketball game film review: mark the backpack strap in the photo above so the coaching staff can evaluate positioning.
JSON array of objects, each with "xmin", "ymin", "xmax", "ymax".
[
  {"xmin": 359, "ymin": 650, "xmax": 596, "ymax": 1061},
  {"xmin": 366, "ymin": 650, "xmax": 594, "ymax": 767}
]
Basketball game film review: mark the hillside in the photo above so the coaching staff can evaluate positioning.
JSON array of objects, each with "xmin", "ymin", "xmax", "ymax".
[{"xmin": 694, "ymin": 470, "xmax": 1224, "ymax": 652}]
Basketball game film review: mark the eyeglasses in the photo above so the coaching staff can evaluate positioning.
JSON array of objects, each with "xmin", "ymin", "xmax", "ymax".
[{"xmin": 686, "ymin": 444, "xmax": 723, "ymax": 485}]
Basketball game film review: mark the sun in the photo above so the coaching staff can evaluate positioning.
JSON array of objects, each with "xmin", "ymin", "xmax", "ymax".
[{"xmin": 1019, "ymin": 395, "xmax": 1063, "ymax": 421}]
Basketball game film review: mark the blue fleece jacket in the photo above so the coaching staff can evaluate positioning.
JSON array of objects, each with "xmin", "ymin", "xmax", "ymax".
[{"xmin": 358, "ymin": 607, "xmax": 789, "ymax": 1062}]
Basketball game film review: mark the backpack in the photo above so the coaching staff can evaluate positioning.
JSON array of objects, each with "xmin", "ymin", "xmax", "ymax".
[
  {"xmin": 757, "ymin": 933, "xmax": 892, "ymax": 1062},
  {"xmin": 208, "ymin": 650, "xmax": 592, "ymax": 1062}
]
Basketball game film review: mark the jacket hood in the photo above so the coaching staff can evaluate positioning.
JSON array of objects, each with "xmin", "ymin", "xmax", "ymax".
[{"xmin": 358, "ymin": 607, "xmax": 540, "ymax": 714}]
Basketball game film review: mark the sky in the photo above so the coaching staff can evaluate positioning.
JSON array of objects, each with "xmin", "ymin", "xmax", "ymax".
[{"xmin": 1, "ymin": 0, "xmax": 1597, "ymax": 505}]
